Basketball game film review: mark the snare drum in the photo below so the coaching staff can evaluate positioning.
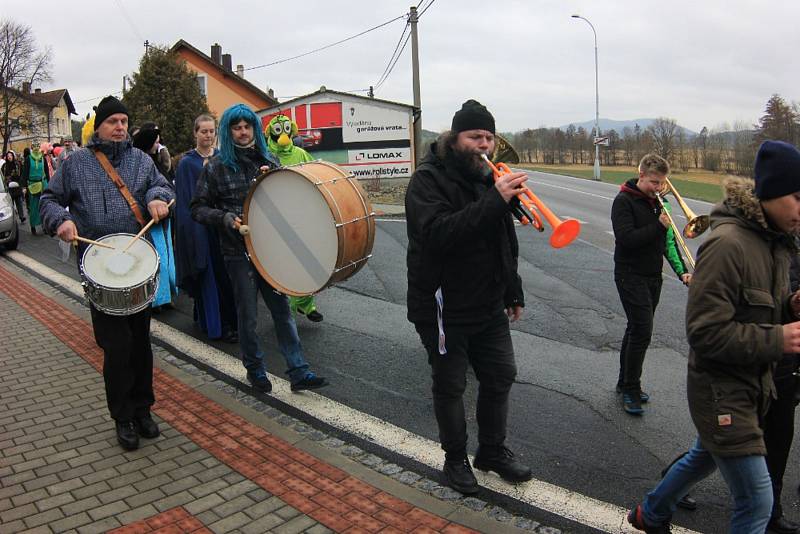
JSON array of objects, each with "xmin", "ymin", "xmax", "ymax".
[
  {"xmin": 80, "ymin": 233, "xmax": 160, "ymax": 316},
  {"xmin": 243, "ymin": 161, "xmax": 375, "ymax": 296}
]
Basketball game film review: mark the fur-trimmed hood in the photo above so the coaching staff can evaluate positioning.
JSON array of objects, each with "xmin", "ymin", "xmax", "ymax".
[
  {"xmin": 712, "ymin": 175, "xmax": 798, "ymax": 248},
  {"xmin": 713, "ymin": 176, "xmax": 769, "ymax": 231}
]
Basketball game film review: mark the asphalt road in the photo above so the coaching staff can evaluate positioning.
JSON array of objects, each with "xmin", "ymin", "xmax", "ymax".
[{"xmin": 8, "ymin": 171, "xmax": 800, "ymax": 533}]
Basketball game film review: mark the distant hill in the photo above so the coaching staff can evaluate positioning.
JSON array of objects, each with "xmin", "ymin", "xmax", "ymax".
[{"xmin": 557, "ymin": 118, "xmax": 697, "ymax": 138}]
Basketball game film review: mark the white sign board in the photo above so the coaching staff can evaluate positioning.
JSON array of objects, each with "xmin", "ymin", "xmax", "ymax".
[
  {"xmin": 341, "ymin": 101, "xmax": 410, "ymax": 143},
  {"xmin": 347, "ymin": 147, "xmax": 411, "ymax": 164},
  {"xmin": 593, "ymin": 136, "xmax": 609, "ymax": 146}
]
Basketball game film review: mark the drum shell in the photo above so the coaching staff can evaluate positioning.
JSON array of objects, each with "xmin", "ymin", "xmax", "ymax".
[
  {"xmin": 80, "ymin": 233, "xmax": 160, "ymax": 316},
  {"xmin": 243, "ymin": 161, "xmax": 375, "ymax": 296}
]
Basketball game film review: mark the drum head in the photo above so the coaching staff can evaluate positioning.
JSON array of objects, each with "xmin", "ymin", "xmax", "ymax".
[
  {"xmin": 82, "ymin": 233, "xmax": 159, "ymax": 288},
  {"xmin": 245, "ymin": 169, "xmax": 338, "ymax": 294}
]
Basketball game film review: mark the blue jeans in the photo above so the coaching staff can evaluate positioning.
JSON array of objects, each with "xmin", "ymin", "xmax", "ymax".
[
  {"xmin": 643, "ymin": 438, "xmax": 772, "ymax": 533},
  {"xmin": 224, "ymin": 255, "xmax": 310, "ymax": 384}
]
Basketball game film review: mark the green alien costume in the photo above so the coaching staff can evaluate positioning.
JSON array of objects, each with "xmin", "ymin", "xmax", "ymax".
[{"xmin": 265, "ymin": 115, "xmax": 323, "ymax": 322}]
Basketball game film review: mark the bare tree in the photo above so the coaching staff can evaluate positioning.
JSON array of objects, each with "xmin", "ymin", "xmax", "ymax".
[
  {"xmin": 731, "ymin": 120, "xmax": 756, "ymax": 176},
  {"xmin": 0, "ymin": 18, "xmax": 52, "ymax": 154},
  {"xmin": 647, "ymin": 117, "xmax": 678, "ymax": 163}
]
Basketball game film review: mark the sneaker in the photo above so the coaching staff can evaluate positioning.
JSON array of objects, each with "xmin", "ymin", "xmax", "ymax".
[
  {"xmin": 247, "ymin": 371, "xmax": 273, "ymax": 393},
  {"xmin": 303, "ymin": 309, "xmax": 324, "ymax": 322},
  {"xmin": 115, "ymin": 420, "xmax": 139, "ymax": 451},
  {"xmin": 627, "ymin": 505, "xmax": 671, "ymax": 533},
  {"xmin": 222, "ymin": 329, "xmax": 239, "ymax": 344},
  {"xmin": 442, "ymin": 456, "xmax": 479, "ymax": 495},
  {"xmin": 623, "ymin": 393, "xmax": 644, "ymax": 415},
  {"xmin": 676, "ymin": 494, "xmax": 697, "ymax": 511},
  {"xmin": 616, "ymin": 385, "xmax": 649, "ymax": 403},
  {"xmin": 291, "ymin": 374, "xmax": 329, "ymax": 392},
  {"xmin": 473, "ymin": 445, "xmax": 533, "ymax": 483},
  {"xmin": 135, "ymin": 414, "xmax": 160, "ymax": 439}
]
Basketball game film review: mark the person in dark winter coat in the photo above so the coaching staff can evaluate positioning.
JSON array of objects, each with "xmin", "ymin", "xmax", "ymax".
[
  {"xmin": 611, "ymin": 154, "xmax": 689, "ymax": 415},
  {"xmin": 405, "ymin": 100, "xmax": 533, "ymax": 495},
  {"xmin": 3, "ymin": 151, "xmax": 25, "ymax": 221},
  {"xmin": 191, "ymin": 103, "xmax": 328, "ymax": 394},
  {"xmin": 628, "ymin": 140, "xmax": 800, "ymax": 534}
]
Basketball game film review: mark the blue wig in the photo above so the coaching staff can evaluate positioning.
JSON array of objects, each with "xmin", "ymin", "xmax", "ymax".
[{"xmin": 218, "ymin": 104, "xmax": 272, "ymax": 173}]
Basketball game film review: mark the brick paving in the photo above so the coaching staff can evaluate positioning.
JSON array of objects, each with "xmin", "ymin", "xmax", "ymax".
[{"xmin": 0, "ymin": 261, "xmax": 495, "ymax": 533}]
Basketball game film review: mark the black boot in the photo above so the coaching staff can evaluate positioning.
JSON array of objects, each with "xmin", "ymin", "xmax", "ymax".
[
  {"xmin": 135, "ymin": 414, "xmax": 160, "ymax": 439},
  {"xmin": 473, "ymin": 445, "xmax": 533, "ymax": 483},
  {"xmin": 115, "ymin": 420, "xmax": 139, "ymax": 450},
  {"xmin": 442, "ymin": 456, "xmax": 479, "ymax": 495}
]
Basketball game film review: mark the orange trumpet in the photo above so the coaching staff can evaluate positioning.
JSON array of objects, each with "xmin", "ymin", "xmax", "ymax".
[{"xmin": 481, "ymin": 154, "xmax": 581, "ymax": 249}]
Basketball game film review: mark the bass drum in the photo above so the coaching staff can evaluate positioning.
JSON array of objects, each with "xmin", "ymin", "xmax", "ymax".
[{"xmin": 243, "ymin": 161, "xmax": 375, "ymax": 296}]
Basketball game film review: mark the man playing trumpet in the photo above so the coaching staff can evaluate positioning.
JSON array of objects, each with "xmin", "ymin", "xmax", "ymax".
[
  {"xmin": 405, "ymin": 100, "xmax": 533, "ymax": 495},
  {"xmin": 611, "ymin": 154, "xmax": 691, "ymax": 416}
]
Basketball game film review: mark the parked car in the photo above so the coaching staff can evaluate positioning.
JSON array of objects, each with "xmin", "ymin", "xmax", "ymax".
[
  {"xmin": 297, "ymin": 129, "xmax": 323, "ymax": 149},
  {"xmin": 0, "ymin": 162, "xmax": 20, "ymax": 250}
]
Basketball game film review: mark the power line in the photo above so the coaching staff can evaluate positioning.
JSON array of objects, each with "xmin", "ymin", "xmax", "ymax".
[
  {"xmin": 74, "ymin": 91, "xmax": 123, "ymax": 105},
  {"xmin": 374, "ymin": 30, "xmax": 412, "ymax": 91},
  {"xmin": 374, "ymin": 21, "xmax": 410, "ymax": 89},
  {"xmin": 418, "ymin": 0, "xmax": 437, "ymax": 18},
  {"xmin": 245, "ymin": 14, "xmax": 407, "ymax": 72},
  {"xmin": 113, "ymin": 0, "xmax": 144, "ymax": 43}
]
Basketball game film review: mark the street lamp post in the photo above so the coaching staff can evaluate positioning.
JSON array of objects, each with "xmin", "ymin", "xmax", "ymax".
[{"xmin": 571, "ymin": 14, "xmax": 601, "ymax": 181}]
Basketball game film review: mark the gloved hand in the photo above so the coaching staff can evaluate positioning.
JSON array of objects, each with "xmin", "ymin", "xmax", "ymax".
[{"xmin": 222, "ymin": 212, "xmax": 242, "ymax": 239}]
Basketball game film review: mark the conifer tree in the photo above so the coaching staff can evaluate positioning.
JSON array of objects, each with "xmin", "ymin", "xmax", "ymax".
[
  {"xmin": 123, "ymin": 45, "xmax": 208, "ymax": 154},
  {"xmin": 756, "ymin": 94, "xmax": 797, "ymax": 145}
]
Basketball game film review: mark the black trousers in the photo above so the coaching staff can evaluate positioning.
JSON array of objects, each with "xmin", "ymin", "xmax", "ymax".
[
  {"xmin": 90, "ymin": 305, "xmax": 155, "ymax": 422},
  {"xmin": 415, "ymin": 312, "xmax": 517, "ymax": 460},
  {"xmin": 764, "ymin": 373, "xmax": 799, "ymax": 519},
  {"xmin": 11, "ymin": 195, "xmax": 25, "ymax": 220},
  {"xmin": 615, "ymin": 274, "xmax": 662, "ymax": 394}
]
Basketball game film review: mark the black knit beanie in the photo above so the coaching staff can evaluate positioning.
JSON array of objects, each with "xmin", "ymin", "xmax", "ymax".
[
  {"xmin": 754, "ymin": 140, "xmax": 800, "ymax": 200},
  {"xmin": 94, "ymin": 96, "xmax": 128, "ymax": 130},
  {"xmin": 451, "ymin": 99, "xmax": 495, "ymax": 134}
]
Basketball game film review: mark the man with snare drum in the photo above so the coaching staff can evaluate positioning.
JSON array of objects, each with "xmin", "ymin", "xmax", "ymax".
[
  {"xmin": 39, "ymin": 96, "xmax": 173, "ymax": 451},
  {"xmin": 191, "ymin": 103, "xmax": 328, "ymax": 394}
]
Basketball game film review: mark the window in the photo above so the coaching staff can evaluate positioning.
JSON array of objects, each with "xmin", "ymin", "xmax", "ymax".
[{"xmin": 197, "ymin": 74, "xmax": 207, "ymax": 96}]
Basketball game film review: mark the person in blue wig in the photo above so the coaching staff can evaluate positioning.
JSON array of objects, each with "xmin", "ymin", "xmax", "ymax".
[
  {"xmin": 175, "ymin": 114, "xmax": 238, "ymax": 342},
  {"xmin": 191, "ymin": 103, "xmax": 328, "ymax": 393}
]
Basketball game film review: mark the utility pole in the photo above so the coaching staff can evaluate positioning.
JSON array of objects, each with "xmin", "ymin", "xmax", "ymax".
[
  {"xmin": 122, "ymin": 75, "xmax": 127, "ymax": 95},
  {"xmin": 144, "ymin": 40, "xmax": 150, "ymax": 54},
  {"xmin": 409, "ymin": 6, "xmax": 422, "ymax": 167}
]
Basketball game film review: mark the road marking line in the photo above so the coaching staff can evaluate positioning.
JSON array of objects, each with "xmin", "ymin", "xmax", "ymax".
[{"xmin": 4, "ymin": 250, "xmax": 700, "ymax": 534}]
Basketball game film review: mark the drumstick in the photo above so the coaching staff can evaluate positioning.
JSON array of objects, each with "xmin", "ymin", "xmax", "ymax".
[
  {"xmin": 74, "ymin": 235, "xmax": 116, "ymax": 250},
  {"xmin": 121, "ymin": 199, "xmax": 175, "ymax": 253},
  {"xmin": 233, "ymin": 220, "xmax": 250, "ymax": 236}
]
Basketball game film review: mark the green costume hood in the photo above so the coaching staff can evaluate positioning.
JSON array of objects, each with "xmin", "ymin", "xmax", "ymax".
[{"xmin": 265, "ymin": 115, "xmax": 313, "ymax": 166}]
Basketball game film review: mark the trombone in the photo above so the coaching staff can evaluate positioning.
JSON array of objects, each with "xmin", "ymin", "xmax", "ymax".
[{"xmin": 656, "ymin": 177, "xmax": 710, "ymax": 270}]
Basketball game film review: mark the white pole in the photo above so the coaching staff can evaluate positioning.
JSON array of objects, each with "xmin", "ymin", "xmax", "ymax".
[{"xmin": 572, "ymin": 15, "xmax": 601, "ymax": 181}]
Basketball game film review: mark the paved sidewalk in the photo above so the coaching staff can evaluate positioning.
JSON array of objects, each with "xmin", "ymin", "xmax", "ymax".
[{"xmin": 0, "ymin": 260, "xmax": 541, "ymax": 534}]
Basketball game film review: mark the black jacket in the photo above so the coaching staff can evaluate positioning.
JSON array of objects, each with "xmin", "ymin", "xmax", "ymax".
[
  {"xmin": 191, "ymin": 146, "xmax": 278, "ymax": 256},
  {"xmin": 405, "ymin": 142, "xmax": 523, "ymax": 326},
  {"xmin": 611, "ymin": 179, "xmax": 668, "ymax": 277}
]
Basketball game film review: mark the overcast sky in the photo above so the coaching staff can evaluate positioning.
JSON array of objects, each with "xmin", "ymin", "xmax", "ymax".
[{"xmin": 5, "ymin": 0, "xmax": 799, "ymax": 134}]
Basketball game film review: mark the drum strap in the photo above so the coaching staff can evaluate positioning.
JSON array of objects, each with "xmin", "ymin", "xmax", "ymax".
[{"xmin": 93, "ymin": 149, "xmax": 146, "ymax": 226}]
